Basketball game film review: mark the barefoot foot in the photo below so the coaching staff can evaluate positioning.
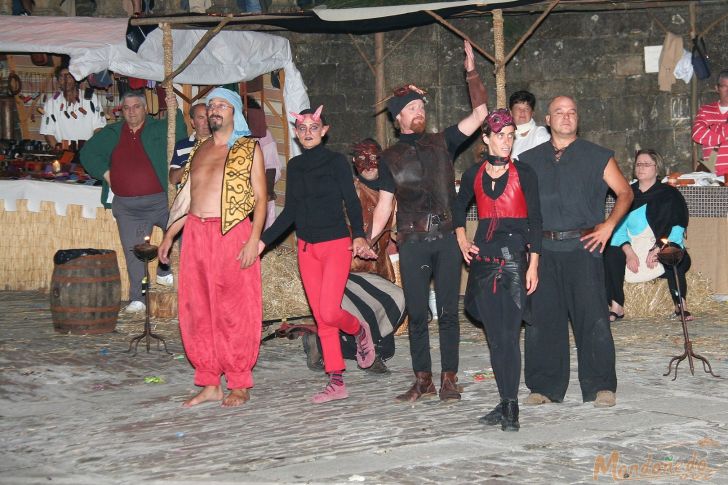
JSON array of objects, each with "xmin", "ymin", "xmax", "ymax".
[
  {"xmin": 222, "ymin": 388, "xmax": 250, "ymax": 407},
  {"xmin": 182, "ymin": 385, "xmax": 223, "ymax": 407}
]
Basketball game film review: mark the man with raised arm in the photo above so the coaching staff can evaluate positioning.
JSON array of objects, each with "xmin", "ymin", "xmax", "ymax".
[{"xmin": 370, "ymin": 41, "xmax": 489, "ymax": 402}]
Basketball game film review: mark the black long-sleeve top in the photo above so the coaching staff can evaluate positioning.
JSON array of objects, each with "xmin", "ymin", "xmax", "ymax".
[
  {"xmin": 453, "ymin": 159, "xmax": 542, "ymax": 256},
  {"xmin": 261, "ymin": 144, "xmax": 366, "ymax": 246}
]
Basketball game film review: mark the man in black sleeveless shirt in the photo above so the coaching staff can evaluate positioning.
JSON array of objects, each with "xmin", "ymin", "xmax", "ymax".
[
  {"xmin": 518, "ymin": 96, "xmax": 633, "ymax": 407},
  {"xmin": 370, "ymin": 41, "xmax": 488, "ymax": 402}
]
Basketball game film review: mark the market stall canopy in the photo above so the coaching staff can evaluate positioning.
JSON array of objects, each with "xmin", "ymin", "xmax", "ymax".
[{"xmin": 0, "ymin": 15, "xmax": 309, "ymax": 117}]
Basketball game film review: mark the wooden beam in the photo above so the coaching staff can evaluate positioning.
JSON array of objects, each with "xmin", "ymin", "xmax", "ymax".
[
  {"xmin": 426, "ymin": 10, "xmax": 496, "ymax": 64},
  {"xmin": 700, "ymin": 10, "xmax": 728, "ymax": 36},
  {"xmin": 380, "ymin": 28, "xmax": 416, "ymax": 64},
  {"xmin": 500, "ymin": 0, "xmax": 725, "ymax": 14},
  {"xmin": 375, "ymin": 32, "xmax": 387, "ymax": 148},
  {"xmin": 172, "ymin": 86, "xmax": 191, "ymax": 104},
  {"xmin": 162, "ymin": 16, "xmax": 233, "ymax": 84},
  {"xmin": 130, "ymin": 13, "xmax": 300, "ymax": 26},
  {"xmin": 504, "ymin": 0, "xmax": 559, "ymax": 65},
  {"xmin": 348, "ymin": 33, "xmax": 376, "ymax": 77}
]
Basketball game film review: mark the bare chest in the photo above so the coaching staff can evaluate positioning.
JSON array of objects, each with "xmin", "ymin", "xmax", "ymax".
[{"xmin": 189, "ymin": 143, "xmax": 228, "ymax": 214}]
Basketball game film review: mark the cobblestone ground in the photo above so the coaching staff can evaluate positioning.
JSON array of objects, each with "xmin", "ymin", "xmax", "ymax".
[{"xmin": 1, "ymin": 291, "xmax": 727, "ymax": 484}]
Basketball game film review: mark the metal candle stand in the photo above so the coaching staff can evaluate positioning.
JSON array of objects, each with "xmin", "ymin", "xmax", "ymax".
[
  {"xmin": 658, "ymin": 245, "xmax": 719, "ymax": 380},
  {"xmin": 125, "ymin": 241, "xmax": 172, "ymax": 356}
]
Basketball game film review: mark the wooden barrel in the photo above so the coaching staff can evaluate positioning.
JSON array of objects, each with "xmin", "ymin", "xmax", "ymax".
[{"xmin": 50, "ymin": 250, "xmax": 121, "ymax": 334}]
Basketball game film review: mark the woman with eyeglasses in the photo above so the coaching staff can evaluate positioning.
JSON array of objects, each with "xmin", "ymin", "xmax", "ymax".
[
  {"xmin": 604, "ymin": 149, "xmax": 692, "ymax": 321},
  {"xmin": 258, "ymin": 106, "xmax": 378, "ymax": 404}
]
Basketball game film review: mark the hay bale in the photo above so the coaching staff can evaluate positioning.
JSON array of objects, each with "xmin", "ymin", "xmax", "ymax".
[
  {"xmin": 623, "ymin": 271, "xmax": 723, "ymax": 318},
  {"xmin": 391, "ymin": 255, "xmax": 409, "ymax": 336},
  {"xmin": 261, "ymin": 245, "xmax": 310, "ymax": 320}
]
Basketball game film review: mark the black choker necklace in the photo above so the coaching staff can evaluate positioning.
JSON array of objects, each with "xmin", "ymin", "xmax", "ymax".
[{"xmin": 485, "ymin": 154, "xmax": 509, "ymax": 167}]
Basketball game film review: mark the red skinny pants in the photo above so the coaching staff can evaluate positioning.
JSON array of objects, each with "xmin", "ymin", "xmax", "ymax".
[{"xmin": 297, "ymin": 237, "xmax": 361, "ymax": 373}]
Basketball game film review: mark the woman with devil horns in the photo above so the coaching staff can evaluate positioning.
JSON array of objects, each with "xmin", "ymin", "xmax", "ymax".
[{"xmin": 259, "ymin": 106, "xmax": 378, "ymax": 404}]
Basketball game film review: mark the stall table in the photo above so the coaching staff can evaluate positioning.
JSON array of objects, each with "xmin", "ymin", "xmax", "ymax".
[{"xmin": 0, "ymin": 179, "xmax": 163, "ymax": 301}]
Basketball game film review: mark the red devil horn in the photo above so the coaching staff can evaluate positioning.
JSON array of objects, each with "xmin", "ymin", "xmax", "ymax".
[
  {"xmin": 312, "ymin": 105, "xmax": 324, "ymax": 122},
  {"xmin": 290, "ymin": 111, "xmax": 306, "ymax": 123}
]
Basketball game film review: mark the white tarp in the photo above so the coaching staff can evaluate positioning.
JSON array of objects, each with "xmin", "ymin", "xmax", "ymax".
[{"xmin": 0, "ymin": 15, "xmax": 309, "ymax": 152}]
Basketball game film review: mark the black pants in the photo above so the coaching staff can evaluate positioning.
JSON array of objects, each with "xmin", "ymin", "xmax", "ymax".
[
  {"xmin": 604, "ymin": 245, "xmax": 691, "ymax": 306},
  {"xmin": 524, "ymin": 247, "xmax": 617, "ymax": 402},
  {"xmin": 399, "ymin": 233, "xmax": 461, "ymax": 373},
  {"xmin": 465, "ymin": 255, "xmax": 526, "ymax": 401}
]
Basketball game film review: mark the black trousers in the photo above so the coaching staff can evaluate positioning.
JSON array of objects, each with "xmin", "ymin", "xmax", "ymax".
[
  {"xmin": 399, "ymin": 233, "xmax": 461, "ymax": 373},
  {"xmin": 465, "ymin": 255, "xmax": 526, "ymax": 401},
  {"xmin": 604, "ymin": 245, "xmax": 691, "ymax": 306},
  {"xmin": 524, "ymin": 247, "xmax": 617, "ymax": 402}
]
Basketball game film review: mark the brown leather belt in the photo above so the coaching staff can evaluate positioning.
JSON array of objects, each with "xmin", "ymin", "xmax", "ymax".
[{"xmin": 542, "ymin": 227, "xmax": 594, "ymax": 241}]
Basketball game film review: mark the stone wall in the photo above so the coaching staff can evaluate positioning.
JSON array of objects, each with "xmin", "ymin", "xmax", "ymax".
[{"xmin": 286, "ymin": 4, "xmax": 728, "ymax": 176}]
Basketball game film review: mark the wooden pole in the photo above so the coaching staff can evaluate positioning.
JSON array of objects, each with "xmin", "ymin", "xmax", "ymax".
[
  {"xmin": 493, "ymin": 9, "xmax": 506, "ymax": 108},
  {"xmin": 162, "ymin": 23, "xmax": 176, "ymax": 171},
  {"xmin": 689, "ymin": 3, "xmax": 698, "ymax": 169},
  {"xmin": 375, "ymin": 32, "xmax": 387, "ymax": 148}
]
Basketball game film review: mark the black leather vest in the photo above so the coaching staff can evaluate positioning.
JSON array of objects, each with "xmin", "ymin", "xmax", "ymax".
[{"xmin": 382, "ymin": 133, "xmax": 456, "ymax": 231}]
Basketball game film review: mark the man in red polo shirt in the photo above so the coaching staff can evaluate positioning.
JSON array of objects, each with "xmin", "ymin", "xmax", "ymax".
[{"xmin": 81, "ymin": 90, "xmax": 187, "ymax": 313}]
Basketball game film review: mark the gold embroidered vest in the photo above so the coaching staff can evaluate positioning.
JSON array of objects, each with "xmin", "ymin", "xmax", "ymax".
[{"xmin": 169, "ymin": 136, "xmax": 257, "ymax": 234}]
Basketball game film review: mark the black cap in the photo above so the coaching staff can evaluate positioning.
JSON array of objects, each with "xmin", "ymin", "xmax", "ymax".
[{"xmin": 387, "ymin": 90, "xmax": 425, "ymax": 118}]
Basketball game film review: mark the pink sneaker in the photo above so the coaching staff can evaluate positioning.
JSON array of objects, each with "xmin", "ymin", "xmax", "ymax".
[
  {"xmin": 355, "ymin": 321, "xmax": 376, "ymax": 369},
  {"xmin": 311, "ymin": 382, "xmax": 348, "ymax": 404}
]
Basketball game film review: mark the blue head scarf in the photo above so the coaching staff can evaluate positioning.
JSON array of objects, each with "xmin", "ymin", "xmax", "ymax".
[{"xmin": 206, "ymin": 87, "xmax": 251, "ymax": 148}]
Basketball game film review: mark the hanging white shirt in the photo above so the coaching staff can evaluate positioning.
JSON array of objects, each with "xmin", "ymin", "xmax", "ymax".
[{"xmin": 39, "ymin": 91, "xmax": 107, "ymax": 143}]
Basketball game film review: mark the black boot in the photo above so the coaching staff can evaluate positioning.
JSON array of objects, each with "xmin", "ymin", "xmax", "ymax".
[
  {"xmin": 364, "ymin": 355, "xmax": 390, "ymax": 374},
  {"xmin": 302, "ymin": 333, "xmax": 324, "ymax": 372},
  {"xmin": 479, "ymin": 400, "xmax": 505, "ymax": 425},
  {"xmin": 501, "ymin": 399, "xmax": 520, "ymax": 432}
]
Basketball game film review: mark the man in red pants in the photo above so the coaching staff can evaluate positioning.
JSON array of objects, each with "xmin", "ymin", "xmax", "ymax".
[{"xmin": 159, "ymin": 87, "xmax": 267, "ymax": 407}]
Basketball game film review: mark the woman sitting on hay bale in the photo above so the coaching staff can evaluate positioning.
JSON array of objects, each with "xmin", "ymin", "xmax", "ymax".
[
  {"xmin": 604, "ymin": 149, "xmax": 692, "ymax": 321},
  {"xmin": 259, "ymin": 106, "xmax": 378, "ymax": 404}
]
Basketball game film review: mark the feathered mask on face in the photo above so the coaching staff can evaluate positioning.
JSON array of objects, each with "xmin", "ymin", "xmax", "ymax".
[{"xmin": 351, "ymin": 139, "xmax": 381, "ymax": 172}]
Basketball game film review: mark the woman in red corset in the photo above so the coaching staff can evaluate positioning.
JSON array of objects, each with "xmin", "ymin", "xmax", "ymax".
[{"xmin": 453, "ymin": 108, "xmax": 542, "ymax": 431}]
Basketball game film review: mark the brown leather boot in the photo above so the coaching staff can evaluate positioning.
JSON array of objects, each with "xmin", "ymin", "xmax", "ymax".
[
  {"xmin": 395, "ymin": 371, "xmax": 436, "ymax": 402},
  {"xmin": 439, "ymin": 371, "xmax": 462, "ymax": 401}
]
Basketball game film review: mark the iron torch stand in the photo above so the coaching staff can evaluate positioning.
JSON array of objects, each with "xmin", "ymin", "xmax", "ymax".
[
  {"xmin": 658, "ymin": 245, "xmax": 719, "ymax": 380},
  {"xmin": 125, "ymin": 242, "xmax": 172, "ymax": 356}
]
